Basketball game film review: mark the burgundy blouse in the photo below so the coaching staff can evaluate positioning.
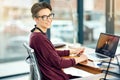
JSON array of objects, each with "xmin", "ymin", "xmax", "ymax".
[{"xmin": 29, "ymin": 32, "xmax": 76, "ymax": 80}]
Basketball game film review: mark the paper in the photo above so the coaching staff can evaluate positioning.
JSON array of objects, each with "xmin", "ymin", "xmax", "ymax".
[{"xmin": 63, "ymin": 67, "xmax": 93, "ymax": 77}]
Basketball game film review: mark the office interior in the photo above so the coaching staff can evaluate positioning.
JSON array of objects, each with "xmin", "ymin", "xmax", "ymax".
[{"xmin": 0, "ymin": 0, "xmax": 120, "ymax": 79}]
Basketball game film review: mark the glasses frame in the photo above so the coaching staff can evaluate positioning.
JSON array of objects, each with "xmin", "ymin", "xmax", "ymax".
[{"xmin": 37, "ymin": 13, "xmax": 54, "ymax": 21}]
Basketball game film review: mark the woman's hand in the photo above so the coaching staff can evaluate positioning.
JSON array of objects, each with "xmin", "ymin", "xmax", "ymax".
[
  {"xmin": 70, "ymin": 47, "xmax": 85, "ymax": 56},
  {"xmin": 74, "ymin": 54, "xmax": 88, "ymax": 64}
]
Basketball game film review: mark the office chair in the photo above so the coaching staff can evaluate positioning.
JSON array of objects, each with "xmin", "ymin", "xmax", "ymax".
[{"xmin": 23, "ymin": 43, "xmax": 42, "ymax": 80}]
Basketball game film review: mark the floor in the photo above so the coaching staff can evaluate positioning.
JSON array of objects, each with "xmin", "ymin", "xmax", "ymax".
[
  {"xmin": 0, "ymin": 74, "xmax": 30, "ymax": 80},
  {"xmin": 0, "ymin": 60, "xmax": 30, "ymax": 80}
]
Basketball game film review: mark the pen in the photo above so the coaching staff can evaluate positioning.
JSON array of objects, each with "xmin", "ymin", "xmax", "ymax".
[{"xmin": 76, "ymin": 53, "xmax": 81, "ymax": 57}]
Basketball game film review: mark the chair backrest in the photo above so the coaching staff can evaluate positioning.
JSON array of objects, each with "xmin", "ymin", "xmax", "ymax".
[{"xmin": 23, "ymin": 42, "xmax": 42, "ymax": 80}]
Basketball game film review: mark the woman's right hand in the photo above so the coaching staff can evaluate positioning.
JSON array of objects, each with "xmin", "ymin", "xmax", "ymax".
[{"xmin": 74, "ymin": 54, "xmax": 88, "ymax": 64}]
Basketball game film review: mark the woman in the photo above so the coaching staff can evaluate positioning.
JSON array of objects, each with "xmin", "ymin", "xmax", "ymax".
[{"xmin": 30, "ymin": 1, "xmax": 88, "ymax": 80}]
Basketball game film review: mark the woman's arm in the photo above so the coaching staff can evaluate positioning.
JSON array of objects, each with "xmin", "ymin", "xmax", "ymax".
[{"xmin": 56, "ymin": 50, "xmax": 70, "ymax": 57}]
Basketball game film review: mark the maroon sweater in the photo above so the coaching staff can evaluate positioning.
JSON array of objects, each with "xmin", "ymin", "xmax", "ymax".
[{"xmin": 29, "ymin": 32, "xmax": 76, "ymax": 80}]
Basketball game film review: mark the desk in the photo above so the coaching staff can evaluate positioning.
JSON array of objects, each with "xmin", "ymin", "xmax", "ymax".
[
  {"xmin": 76, "ymin": 47, "xmax": 102, "ymax": 74},
  {"xmin": 63, "ymin": 55, "xmax": 102, "ymax": 74},
  {"xmin": 56, "ymin": 44, "xmax": 102, "ymax": 74},
  {"xmin": 70, "ymin": 73, "xmax": 119, "ymax": 80},
  {"xmin": 56, "ymin": 43, "xmax": 120, "ymax": 79}
]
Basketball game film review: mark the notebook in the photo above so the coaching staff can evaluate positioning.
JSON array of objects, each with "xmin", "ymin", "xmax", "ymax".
[
  {"xmin": 86, "ymin": 33, "xmax": 119, "ymax": 61},
  {"xmin": 53, "ymin": 43, "xmax": 66, "ymax": 48}
]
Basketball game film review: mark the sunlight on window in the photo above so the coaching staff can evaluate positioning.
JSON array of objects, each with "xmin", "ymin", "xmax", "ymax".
[{"xmin": 0, "ymin": 0, "xmax": 38, "ymax": 63}]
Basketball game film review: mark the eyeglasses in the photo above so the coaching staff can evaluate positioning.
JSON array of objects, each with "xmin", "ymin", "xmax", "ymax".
[{"xmin": 37, "ymin": 13, "xmax": 54, "ymax": 21}]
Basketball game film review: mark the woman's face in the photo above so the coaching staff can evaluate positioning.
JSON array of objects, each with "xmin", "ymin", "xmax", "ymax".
[{"xmin": 35, "ymin": 8, "xmax": 53, "ymax": 30}]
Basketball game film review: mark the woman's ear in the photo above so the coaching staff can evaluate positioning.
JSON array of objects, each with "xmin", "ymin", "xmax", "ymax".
[
  {"xmin": 34, "ymin": 17, "xmax": 40, "ymax": 24},
  {"xmin": 34, "ymin": 17, "xmax": 38, "ymax": 22}
]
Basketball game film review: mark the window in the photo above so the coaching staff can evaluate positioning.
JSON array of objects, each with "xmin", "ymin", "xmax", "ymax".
[
  {"xmin": 50, "ymin": 0, "xmax": 77, "ymax": 43},
  {"xmin": 83, "ymin": 0, "xmax": 106, "ymax": 48},
  {"xmin": 0, "ymin": 0, "xmax": 38, "ymax": 63}
]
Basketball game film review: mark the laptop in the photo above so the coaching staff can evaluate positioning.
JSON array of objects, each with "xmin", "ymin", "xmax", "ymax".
[{"xmin": 86, "ymin": 33, "xmax": 119, "ymax": 61}]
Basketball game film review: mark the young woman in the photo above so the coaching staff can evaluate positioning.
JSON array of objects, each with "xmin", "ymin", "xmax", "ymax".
[{"xmin": 30, "ymin": 1, "xmax": 88, "ymax": 80}]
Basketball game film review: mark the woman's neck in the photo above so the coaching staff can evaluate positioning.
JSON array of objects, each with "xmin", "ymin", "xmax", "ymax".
[{"xmin": 36, "ymin": 25, "xmax": 47, "ymax": 33}]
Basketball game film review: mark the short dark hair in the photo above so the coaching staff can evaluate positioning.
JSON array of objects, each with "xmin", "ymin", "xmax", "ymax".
[{"xmin": 31, "ymin": 1, "xmax": 52, "ymax": 18}]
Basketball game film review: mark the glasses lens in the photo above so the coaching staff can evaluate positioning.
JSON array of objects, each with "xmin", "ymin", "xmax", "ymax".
[
  {"xmin": 41, "ymin": 15, "xmax": 48, "ymax": 20},
  {"xmin": 49, "ymin": 13, "xmax": 54, "ymax": 19}
]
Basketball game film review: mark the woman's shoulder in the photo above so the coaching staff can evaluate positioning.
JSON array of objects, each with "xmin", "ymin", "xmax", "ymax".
[{"xmin": 31, "ymin": 32, "xmax": 45, "ymax": 39}]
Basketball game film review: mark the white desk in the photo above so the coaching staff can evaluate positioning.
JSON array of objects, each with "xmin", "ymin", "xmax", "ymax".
[
  {"xmin": 60, "ymin": 43, "xmax": 120, "ymax": 80},
  {"xmin": 71, "ymin": 73, "xmax": 119, "ymax": 80}
]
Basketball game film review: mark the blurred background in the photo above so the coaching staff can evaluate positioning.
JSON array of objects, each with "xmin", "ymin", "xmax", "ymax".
[{"xmin": 0, "ymin": 0, "xmax": 120, "ymax": 78}]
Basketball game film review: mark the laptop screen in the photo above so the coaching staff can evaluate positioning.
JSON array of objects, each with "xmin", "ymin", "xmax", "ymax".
[{"xmin": 95, "ymin": 33, "xmax": 119, "ymax": 58}]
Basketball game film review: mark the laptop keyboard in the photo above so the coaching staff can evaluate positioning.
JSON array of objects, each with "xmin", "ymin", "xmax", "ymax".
[{"xmin": 87, "ymin": 53, "xmax": 108, "ymax": 60}]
